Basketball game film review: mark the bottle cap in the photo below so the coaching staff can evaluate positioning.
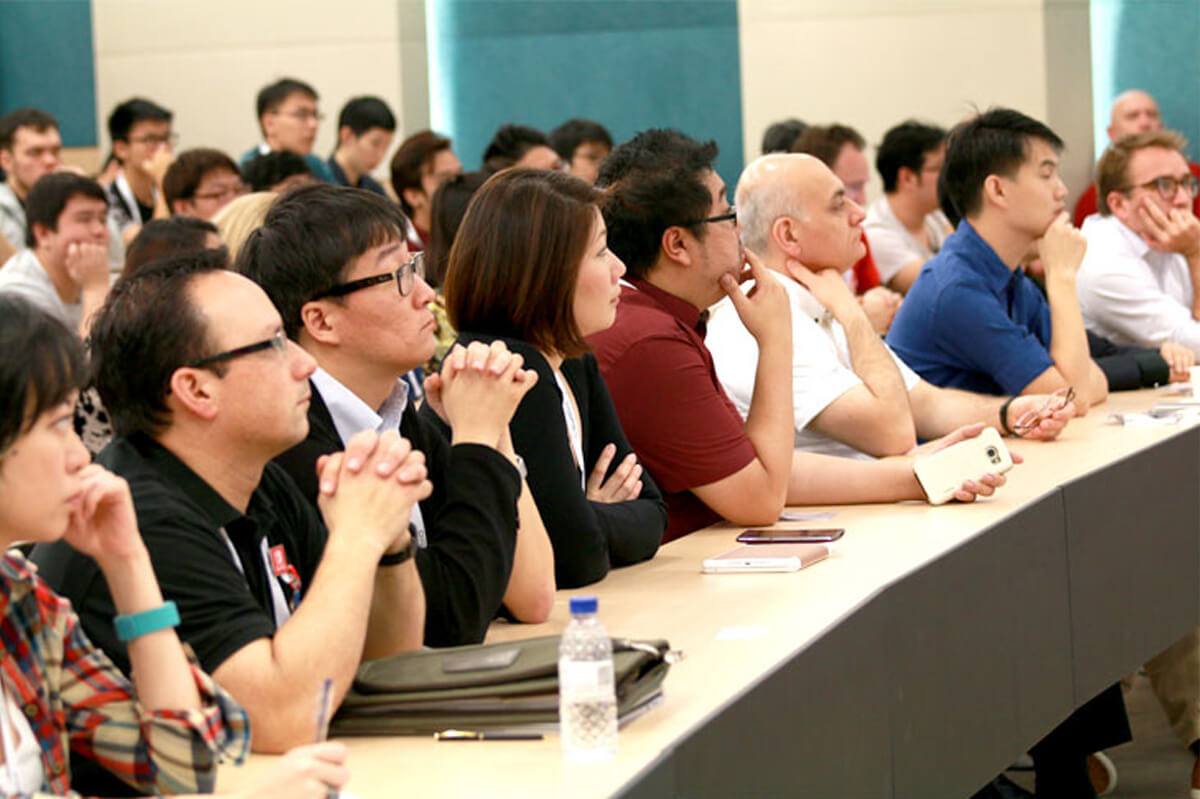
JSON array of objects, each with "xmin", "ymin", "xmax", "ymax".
[{"xmin": 569, "ymin": 596, "xmax": 598, "ymax": 615}]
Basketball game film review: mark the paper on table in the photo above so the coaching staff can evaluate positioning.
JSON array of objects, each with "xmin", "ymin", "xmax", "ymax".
[{"xmin": 779, "ymin": 510, "xmax": 835, "ymax": 521}]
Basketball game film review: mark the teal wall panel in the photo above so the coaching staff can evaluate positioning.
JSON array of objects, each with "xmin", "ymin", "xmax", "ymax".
[
  {"xmin": 0, "ymin": 0, "xmax": 97, "ymax": 147},
  {"xmin": 1091, "ymin": 0, "xmax": 1200, "ymax": 161},
  {"xmin": 429, "ymin": 0, "xmax": 745, "ymax": 186}
]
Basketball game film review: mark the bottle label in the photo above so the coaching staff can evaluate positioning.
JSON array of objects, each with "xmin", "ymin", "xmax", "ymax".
[{"xmin": 558, "ymin": 659, "xmax": 615, "ymax": 699}]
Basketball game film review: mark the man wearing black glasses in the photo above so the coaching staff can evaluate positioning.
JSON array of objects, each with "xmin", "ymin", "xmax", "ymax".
[
  {"xmin": 1077, "ymin": 129, "xmax": 1200, "ymax": 357},
  {"xmin": 33, "ymin": 248, "xmax": 429, "ymax": 766},
  {"xmin": 240, "ymin": 183, "xmax": 554, "ymax": 646}
]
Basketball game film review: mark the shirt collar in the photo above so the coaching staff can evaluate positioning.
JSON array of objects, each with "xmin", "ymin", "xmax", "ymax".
[
  {"xmin": 311, "ymin": 367, "xmax": 410, "ymax": 443},
  {"xmin": 627, "ymin": 278, "xmax": 707, "ymax": 335},
  {"xmin": 951, "ymin": 221, "xmax": 1020, "ymax": 295}
]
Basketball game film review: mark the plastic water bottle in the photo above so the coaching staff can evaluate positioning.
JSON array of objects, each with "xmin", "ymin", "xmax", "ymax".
[{"xmin": 558, "ymin": 595, "xmax": 618, "ymax": 761}]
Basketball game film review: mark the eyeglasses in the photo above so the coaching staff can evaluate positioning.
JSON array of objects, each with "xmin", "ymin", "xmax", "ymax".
[
  {"xmin": 1122, "ymin": 173, "xmax": 1200, "ymax": 200},
  {"xmin": 129, "ymin": 133, "xmax": 179, "ymax": 147},
  {"xmin": 194, "ymin": 181, "xmax": 247, "ymax": 202},
  {"xmin": 312, "ymin": 252, "xmax": 426, "ymax": 300},
  {"xmin": 678, "ymin": 207, "xmax": 737, "ymax": 227},
  {"xmin": 189, "ymin": 330, "xmax": 288, "ymax": 369},
  {"xmin": 1012, "ymin": 386, "xmax": 1074, "ymax": 436}
]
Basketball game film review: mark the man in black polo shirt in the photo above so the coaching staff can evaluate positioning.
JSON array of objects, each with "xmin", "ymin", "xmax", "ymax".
[
  {"xmin": 239, "ymin": 183, "xmax": 555, "ymax": 643},
  {"xmin": 33, "ymin": 249, "xmax": 428, "ymax": 755}
]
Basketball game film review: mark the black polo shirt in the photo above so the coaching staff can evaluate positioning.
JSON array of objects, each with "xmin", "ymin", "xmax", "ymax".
[{"xmin": 31, "ymin": 432, "xmax": 326, "ymax": 676}]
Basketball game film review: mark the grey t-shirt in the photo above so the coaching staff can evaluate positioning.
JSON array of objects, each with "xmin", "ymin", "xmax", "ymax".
[
  {"xmin": 0, "ymin": 182, "xmax": 26, "ymax": 252},
  {"xmin": 0, "ymin": 249, "xmax": 80, "ymax": 329}
]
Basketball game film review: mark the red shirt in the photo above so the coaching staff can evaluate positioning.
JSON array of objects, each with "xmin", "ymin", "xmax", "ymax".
[
  {"xmin": 587, "ymin": 279, "xmax": 757, "ymax": 542},
  {"xmin": 849, "ymin": 232, "xmax": 881, "ymax": 294},
  {"xmin": 1073, "ymin": 160, "xmax": 1200, "ymax": 227}
]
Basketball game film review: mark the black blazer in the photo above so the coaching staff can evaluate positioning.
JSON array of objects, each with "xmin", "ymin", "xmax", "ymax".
[
  {"xmin": 422, "ymin": 333, "xmax": 665, "ymax": 589},
  {"xmin": 274, "ymin": 383, "xmax": 521, "ymax": 647}
]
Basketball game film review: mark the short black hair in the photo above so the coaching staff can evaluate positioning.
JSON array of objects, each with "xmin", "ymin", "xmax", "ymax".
[
  {"xmin": 791, "ymin": 124, "xmax": 865, "ymax": 167},
  {"xmin": 761, "ymin": 118, "xmax": 807, "ymax": 155},
  {"xmin": 597, "ymin": 128, "xmax": 719, "ymax": 280},
  {"xmin": 90, "ymin": 249, "xmax": 228, "ymax": 439},
  {"xmin": 481, "ymin": 124, "xmax": 550, "ymax": 173},
  {"xmin": 124, "ymin": 217, "xmax": 221, "ymax": 277},
  {"xmin": 337, "ymin": 96, "xmax": 396, "ymax": 136},
  {"xmin": 941, "ymin": 107, "xmax": 1064, "ymax": 219},
  {"xmin": 0, "ymin": 296, "xmax": 85, "ymax": 454},
  {"xmin": 426, "ymin": 171, "xmax": 489, "ymax": 288},
  {"xmin": 107, "ymin": 98, "xmax": 172, "ymax": 144},
  {"xmin": 876, "ymin": 121, "xmax": 948, "ymax": 193},
  {"xmin": 256, "ymin": 77, "xmax": 319, "ymax": 122},
  {"xmin": 548, "ymin": 118, "xmax": 613, "ymax": 162},
  {"xmin": 0, "ymin": 108, "xmax": 58, "ymax": 151},
  {"xmin": 238, "ymin": 182, "xmax": 407, "ymax": 340},
  {"xmin": 242, "ymin": 151, "xmax": 312, "ymax": 192},
  {"xmin": 163, "ymin": 148, "xmax": 241, "ymax": 208},
  {"xmin": 25, "ymin": 172, "xmax": 108, "ymax": 248}
]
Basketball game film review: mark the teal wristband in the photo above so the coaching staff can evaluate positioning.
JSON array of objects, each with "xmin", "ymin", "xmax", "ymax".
[{"xmin": 114, "ymin": 601, "xmax": 181, "ymax": 642}]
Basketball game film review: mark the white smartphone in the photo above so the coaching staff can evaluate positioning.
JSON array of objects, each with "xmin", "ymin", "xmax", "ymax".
[{"xmin": 912, "ymin": 427, "xmax": 1014, "ymax": 505}]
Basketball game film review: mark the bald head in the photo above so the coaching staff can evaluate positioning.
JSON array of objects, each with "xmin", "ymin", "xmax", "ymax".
[
  {"xmin": 1109, "ymin": 90, "xmax": 1163, "ymax": 141},
  {"xmin": 737, "ymin": 153, "xmax": 827, "ymax": 255}
]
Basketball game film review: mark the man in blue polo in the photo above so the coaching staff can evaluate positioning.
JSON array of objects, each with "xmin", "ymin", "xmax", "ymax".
[{"xmin": 886, "ymin": 108, "xmax": 1108, "ymax": 414}]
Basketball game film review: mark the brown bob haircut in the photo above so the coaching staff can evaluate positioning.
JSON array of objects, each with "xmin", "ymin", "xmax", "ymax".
[
  {"xmin": 1097, "ymin": 129, "xmax": 1189, "ymax": 215},
  {"xmin": 444, "ymin": 168, "xmax": 600, "ymax": 359}
]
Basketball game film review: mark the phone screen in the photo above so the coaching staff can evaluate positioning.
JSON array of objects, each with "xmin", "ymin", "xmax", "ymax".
[{"xmin": 736, "ymin": 528, "xmax": 844, "ymax": 544}]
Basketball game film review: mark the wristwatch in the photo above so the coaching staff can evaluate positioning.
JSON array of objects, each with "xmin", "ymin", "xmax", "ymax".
[{"xmin": 379, "ymin": 524, "xmax": 419, "ymax": 566}]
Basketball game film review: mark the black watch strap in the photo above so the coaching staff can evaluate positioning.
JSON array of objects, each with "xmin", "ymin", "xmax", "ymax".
[
  {"xmin": 379, "ymin": 525, "xmax": 419, "ymax": 566},
  {"xmin": 998, "ymin": 395, "xmax": 1017, "ymax": 436}
]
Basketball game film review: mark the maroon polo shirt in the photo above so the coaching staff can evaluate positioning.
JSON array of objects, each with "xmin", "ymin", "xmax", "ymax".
[{"xmin": 588, "ymin": 278, "xmax": 756, "ymax": 542}]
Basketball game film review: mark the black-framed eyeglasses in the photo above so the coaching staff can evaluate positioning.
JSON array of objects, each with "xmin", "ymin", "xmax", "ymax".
[
  {"xmin": 677, "ymin": 207, "xmax": 737, "ymax": 227},
  {"xmin": 189, "ymin": 330, "xmax": 288, "ymax": 369},
  {"xmin": 1121, "ymin": 174, "xmax": 1200, "ymax": 200},
  {"xmin": 311, "ymin": 252, "xmax": 426, "ymax": 300}
]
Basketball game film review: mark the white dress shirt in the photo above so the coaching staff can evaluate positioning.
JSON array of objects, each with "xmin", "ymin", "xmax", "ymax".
[
  {"xmin": 707, "ymin": 273, "xmax": 919, "ymax": 460},
  {"xmin": 310, "ymin": 367, "xmax": 427, "ymax": 546},
  {"xmin": 1077, "ymin": 214, "xmax": 1200, "ymax": 355}
]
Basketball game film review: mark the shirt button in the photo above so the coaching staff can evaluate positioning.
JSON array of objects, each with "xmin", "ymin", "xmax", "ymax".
[{"xmin": 23, "ymin": 702, "xmax": 37, "ymax": 718}]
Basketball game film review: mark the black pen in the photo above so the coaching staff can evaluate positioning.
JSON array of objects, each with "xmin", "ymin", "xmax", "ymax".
[{"xmin": 435, "ymin": 729, "xmax": 544, "ymax": 741}]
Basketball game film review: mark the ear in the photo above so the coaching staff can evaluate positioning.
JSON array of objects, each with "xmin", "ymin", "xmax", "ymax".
[
  {"xmin": 1105, "ymin": 189, "xmax": 1131, "ymax": 218},
  {"xmin": 897, "ymin": 165, "xmax": 918, "ymax": 189},
  {"xmin": 167, "ymin": 367, "xmax": 220, "ymax": 422},
  {"xmin": 171, "ymin": 198, "xmax": 193, "ymax": 216},
  {"xmin": 338, "ymin": 126, "xmax": 354, "ymax": 148},
  {"xmin": 0, "ymin": 149, "xmax": 12, "ymax": 172},
  {"xmin": 30, "ymin": 221, "xmax": 53, "ymax": 250},
  {"xmin": 981, "ymin": 174, "xmax": 1008, "ymax": 210},
  {"xmin": 112, "ymin": 140, "xmax": 130, "ymax": 165},
  {"xmin": 401, "ymin": 186, "xmax": 426, "ymax": 211},
  {"xmin": 771, "ymin": 216, "xmax": 803, "ymax": 259},
  {"xmin": 299, "ymin": 300, "xmax": 340, "ymax": 346},
  {"xmin": 660, "ymin": 226, "xmax": 692, "ymax": 267},
  {"xmin": 260, "ymin": 113, "xmax": 275, "ymax": 140}
]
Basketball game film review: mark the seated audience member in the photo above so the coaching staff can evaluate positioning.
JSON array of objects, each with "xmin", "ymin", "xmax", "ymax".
[
  {"xmin": 1074, "ymin": 89, "xmax": 1200, "ymax": 225},
  {"xmin": 549, "ymin": 118, "xmax": 613, "ymax": 185},
  {"xmin": 328, "ymin": 96, "xmax": 395, "ymax": 195},
  {"xmin": 481, "ymin": 124, "xmax": 562, "ymax": 173},
  {"xmin": 431, "ymin": 168, "xmax": 665, "ymax": 587},
  {"xmin": 590, "ymin": 129, "xmax": 1006, "ymax": 542},
  {"xmin": 709, "ymin": 153, "xmax": 1071, "ymax": 461},
  {"xmin": 864, "ymin": 121, "xmax": 954, "ymax": 293},
  {"xmin": 32, "ymin": 249, "xmax": 429, "ymax": 754},
  {"xmin": 243, "ymin": 150, "xmax": 314, "ymax": 193},
  {"xmin": 106, "ymin": 98, "xmax": 174, "ymax": 242},
  {"xmin": 0, "ymin": 107, "xmax": 61, "ymax": 250},
  {"xmin": 425, "ymin": 171, "xmax": 488, "ymax": 371},
  {"xmin": 886, "ymin": 108, "xmax": 1109, "ymax": 411},
  {"xmin": 761, "ymin": 117, "xmax": 807, "ymax": 155},
  {"xmin": 389, "ymin": 130, "xmax": 463, "ymax": 251},
  {"xmin": 0, "ymin": 173, "xmax": 111, "ymax": 337},
  {"xmin": 241, "ymin": 183, "xmax": 555, "ymax": 638},
  {"xmin": 124, "ymin": 217, "xmax": 223, "ymax": 277},
  {"xmin": 0, "ymin": 296, "xmax": 353, "ymax": 799},
  {"xmin": 163, "ymin": 148, "xmax": 245, "ymax": 220},
  {"xmin": 214, "ymin": 191, "xmax": 276, "ymax": 260},
  {"xmin": 1077, "ymin": 129, "xmax": 1200, "ymax": 355},
  {"xmin": 793, "ymin": 123, "xmax": 899, "ymax": 333},
  {"xmin": 241, "ymin": 77, "xmax": 335, "ymax": 183}
]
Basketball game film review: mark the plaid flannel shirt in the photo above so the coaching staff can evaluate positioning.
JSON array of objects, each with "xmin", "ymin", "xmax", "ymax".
[{"xmin": 0, "ymin": 551, "xmax": 249, "ymax": 797}]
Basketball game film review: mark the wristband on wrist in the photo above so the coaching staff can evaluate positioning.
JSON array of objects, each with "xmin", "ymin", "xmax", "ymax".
[
  {"xmin": 379, "ymin": 526, "xmax": 419, "ymax": 567},
  {"xmin": 114, "ymin": 600, "xmax": 180, "ymax": 642},
  {"xmin": 998, "ymin": 396, "xmax": 1017, "ymax": 436}
]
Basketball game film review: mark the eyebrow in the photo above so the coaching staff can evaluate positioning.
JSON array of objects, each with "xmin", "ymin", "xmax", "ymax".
[
  {"xmin": 1039, "ymin": 159, "xmax": 1058, "ymax": 169},
  {"xmin": 375, "ymin": 243, "xmax": 403, "ymax": 266}
]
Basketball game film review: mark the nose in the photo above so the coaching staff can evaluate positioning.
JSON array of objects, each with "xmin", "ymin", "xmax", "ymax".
[
  {"xmin": 65, "ymin": 431, "xmax": 90, "ymax": 472},
  {"xmin": 411, "ymin": 274, "xmax": 435, "ymax": 307},
  {"xmin": 1054, "ymin": 176, "xmax": 1068, "ymax": 201},
  {"xmin": 849, "ymin": 200, "xmax": 867, "ymax": 227},
  {"xmin": 612, "ymin": 252, "xmax": 627, "ymax": 281},
  {"xmin": 289, "ymin": 339, "xmax": 317, "ymax": 379}
]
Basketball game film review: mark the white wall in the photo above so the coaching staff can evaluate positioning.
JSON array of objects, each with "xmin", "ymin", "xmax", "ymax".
[
  {"xmin": 738, "ymin": 0, "xmax": 1095, "ymax": 206},
  {"xmin": 91, "ymin": 0, "xmax": 428, "ymax": 181}
]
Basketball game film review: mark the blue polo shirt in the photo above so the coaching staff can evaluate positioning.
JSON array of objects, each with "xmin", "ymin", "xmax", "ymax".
[{"xmin": 885, "ymin": 221, "xmax": 1054, "ymax": 395}]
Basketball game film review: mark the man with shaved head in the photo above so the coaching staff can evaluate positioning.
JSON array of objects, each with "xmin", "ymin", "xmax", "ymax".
[
  {"xmin": 708, "ymin": 153, "xmax": 1072, "ymax": 462},
  {"xmin": 1073, "ymin": 89, "xmax": 1200, "ymax": 225}
]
